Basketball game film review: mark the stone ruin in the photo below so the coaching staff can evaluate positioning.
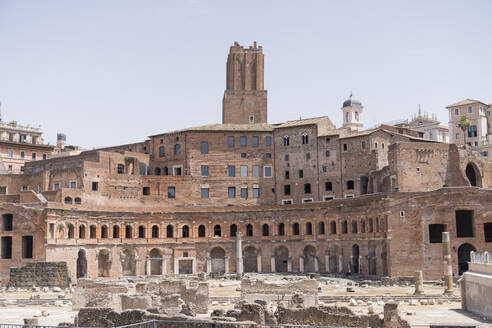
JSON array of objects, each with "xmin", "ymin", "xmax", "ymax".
[
  {"xmin": 73, "ymin": 277, "xmax": 208, "ymax": 314},
  {"xmin": 8, "ymin": 262, "xmax": 71, "ymax": 288}
]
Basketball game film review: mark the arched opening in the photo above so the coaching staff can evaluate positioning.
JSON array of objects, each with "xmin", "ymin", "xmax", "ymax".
[
  {"xmin": 138, "ymin": 225, "xmax": 146, "ymax": 238},
  {"xmin": 90, "ymin": 225, "xmax": 96, "ymax": 239},
  {"xmin": 352, "ymin": 220, "xmax": 358, "ymax": 234},
  {"xmin": 376, "ymin": 218, "xmax": 380, "ymax": 232},
  {"xmin": 458, "ymin": 243, "xmax": 476, "ymax": 275},
  {"xmin": 163, "ymin": 167, "xmax": 169, "ymax": 176},
  {"xmin": 113, "ymin": 225, "xmax": 120, "ymax": 238},
  {"xmin": 101, "ymin": 225, "xmax": 108, "ymax": 238},
  {"xmin": 76, "ymin": 250, "xmax": 87, "ymax": 279},
  {"xmin": 210, "ymin": 247, "xmax": 226, "ymax": 273},
  {"xmin": 305, "ymin": 222, "xmax": 313, "ymax": 235},
  {"xmin": 293, "ymin": 223, "xmax": 300, "ymax": 235},
  {"xmin": 352, "ymin": 244, "xmax": 360, "ymax": 274},
  {"xmin": 230, "ymin": 224, "xmax": 237, "ymax": 237},
  {"xmin": 368, "ymin": 242, "xmax": 377, "ymax": 275},
  {"xmin": 64, "ymin": 197, "xmax": 72, "ymax": 205},
  {"xmin": 67, "ymin": 223, "xmax": 75, "ymax": 239},
  {"xmin": 149, "ymin": 248, "xmax": 162, "ymax": 275},
  {"xmin": 246, "ymin": 224, "xmax": 253, "ymax": 237},
  {"xmin": 318, "ymin": 222, "xmax": 325, "ymax": 235},
  {"xmin": 121, "ymin": 249, "xmax": 136, "ymax": 276},
  {"xmin": 74, "ymin": 197, "xmax": 81, "ymax": 205},
  {"xmin": 360, "ymin": 176, "xmax": 369, "ymax": 195},
  {"xmin": 182, "ymin": 225, "xmax": 189, "ymax": 238},
  {"xmin": 330, "ymin": 221, "xmax": 337, "ymax": 234},
  {"xmin": 303, "ymin": 245, "xmax": 317, "ymax": 272},
  {"xmin": 98, "ymin": 249, "xmax": 111, "ymax": 277},
  {"xmin": 465, "ymin": 163, "xmax": 481, "ymax": 187},
  {"xmin": 125, "ymin": 225, "xmax": 132, "ymax": 238},
  {"xmin": 214, "ymin": 225, "xmax": 221, "ymax": 237},
  {"xmin": 274, "ymin": 246, "xmax": 289, "ymax": 272},
  {"xmin": 328, "ymin": 245, "xmax": 339, "ymax": 273},
  {"xmin": 151, "ymin": 225, "xmax": 159, "ymax": 238},
  {"xmin": 79, "ymin": 225, "xmax": 86, "ymax": 239},
  {"xmin": 278, "ymin": 223, "xmax": 285, "ymax": 236},
  {"xmin": 361, "ymin": 220, "xmax": 366, "ymax": 233},
  {"xmin": 166, "ymin": 225, "xmax": 173, "ymax": 238},
  {"xmin": 342, "ymin": 220, "xmax": 348, "ymax": 234},
  {"xmin": 198, "ymin": 225, "xmax": 206, "ymax": 237},
  {"xmin": 155, "ymin": 167, "xmax": 161, "ymax": 176},
  {"xmin": 262, "ymin": 224, "xmax": 269, "ymax": 236},
  {"xmin": 368, "ymin": 219, "xmax": 374, "ymax": 232},
  {"xmin": 243, "ymin": 246, "xmax": 258, "ymax": 272}
]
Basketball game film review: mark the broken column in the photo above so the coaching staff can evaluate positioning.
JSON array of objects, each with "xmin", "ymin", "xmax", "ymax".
[
  {"xmin": 236, "ymin": 232, "xmax": 243, "ymax": 278},
  {"xmin": 413, "ymin": 270, "xmax": 424, "ymax": 295},
  {"xmin": 442, "ymin": 231, "xmax": 454, "ymax": 296}
]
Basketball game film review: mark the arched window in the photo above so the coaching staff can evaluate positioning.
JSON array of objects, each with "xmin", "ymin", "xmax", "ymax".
[
  {"xmin": 182, "ymin": 225, "xmax": 189, "ymax": 238},
  {"xmin": 214, "ymin": 225, "xmax": 221, "ymax": 237},
  {"xmin": 361, "ymin": 221, "xmax": 366, "ymax": 233},
  {"xmin": 166, "ymin": 225, "xmax": 173, "ymax": 238},
  {"xmin": 64, "ymin": 197, "xmax": 72, "ymax": 204},
  {"xmin": 125, "ymin": 225, "xmax": 132, "ymax": 238},
  {"xmin": 318, "ymin": 222, "xmax": 325, "ymax": 235},
  {"xmin": 117, "ymin": 164, "xmax": 125, "ymax": 174},
  {"xmin": 90, "ymin": 225, "xmax": 96, "ymax": 239},
  {"xmin": 79, "ymin": 225, "xmax": 86, "ymax": 239},
  {"xmin": 67, "ymin": 223, "xmax": 75, "ymax": 239},
  {"xmin": 368, "ymin": 219, "xmax": 373, "ymax": 232},
  {"xmin": 164, "ymin": 167, "xmax": 169, "ymax": 176},
  {"xmin": 262, "ymin": 224, "xmax": 269, "ymax": 236},
  {"xmin": 198, "ymin": 225, "xmax": 206, "ymax": 237},
  {"xmin": 246, "ymin": 224, "xmax": 253, "ymax": 237},
  {"xmin": 330, "ymin": 221, "xmax": 337, "ymax": 234},
  {"xmin": 293, "ymin": 223, "xmax": 300, "ymax": 235},
  {"xmin": 283, "ymin": 136, "xmax": 290, "ymax": 146},
  {"xmin": 138, "ymin": 225, "xmax": 146, "ymax": 238},
  {"xmin": 376, "ymin": 218, "xmax": 380, "ymax": 232},
  {"xmin": 342, "ymin": 220, "xmax": 348, "ymax": 234},
  {"xmin": 278, "ymin": 223, "xmax": 285, "ymax": 236},
  {"xmin": 352, "ymin": 221, "xmax": 358, "ymax": 234},
  {"xmin": 74, "ymin": 197, "xmax": 81, "ymax": 205},
  {"xmin": 306, "ymin": 222, "xmax": 313, "ymax": 235},
  {"xmin": 155, "ymin": 167, "xmax": 161, "ymax": 175},
  {"xmin": 101, "ymin": 225, "xmax": 108, "ymax": 238},
  {"xmin": 230, "ymin": 224, "xmax": 237, "ymax": 237},
  {"xmin": 113, "ymin": 225, "xmax": 120, "ymax": 238},
  {"xmin": 151, "ymin": 225, "xmax": 159, "ymax": 238}
]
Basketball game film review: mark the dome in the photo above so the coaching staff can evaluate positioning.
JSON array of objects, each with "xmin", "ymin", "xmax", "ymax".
[{"xmin": 343, "ymin": 97, "xmax": 362, "ymax": 108}]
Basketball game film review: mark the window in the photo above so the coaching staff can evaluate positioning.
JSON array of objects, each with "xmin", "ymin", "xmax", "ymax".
[
  {"xmin": 324, "ymin": 196, "xmax": 334, "ymax": 201},
  {"xmin": 2, "ymin": 214, "xmax": 13, "ymax": 231},
  {"xmin": 228, "ymin": 165, "xmax": 235, "ymax": 177},
  {"xmin": 32, "ymin": 153, "xmax": 36, "ymax": 160},
  {"xmin": 143, "ymin": 187, "xmax": 150, "ymax": 195},
  {"xmin": 163, "ymin": 167, "xmax": 169, "ymax": 175},
  {"xmin": 1, "ymin": 237, "xmax": 12, "ymax": 259},
  {"xmin": 283, "ymin": 136, "xmax": 289, "ymax": 146},
  {"xmin": 455, "ymin": 108, "xmax": 459, "ymax": 115},
  {"xmin": 343, "ymin": 143, "xmax": 347, "ymax": 151},
  {"xmin": 20, "ymin": 151, "xmax": 24, "ymax": 158},
  {"xmin": 264, "ymin": 166, "xmax": 272, "ymax": 177},
  {"xmin": 138, "ymin": 225, "xmax": 146, "ymax": 238},
  {"xmin": 241, "ymin": 187, "xmax": 248, "ymax": 199},
  {"xmin": 252, "ymin": 165, "xmax": 260, "ymax": 177},
  {"xmin": 64, "ymin": 197, "xmax": 72, "ymax": 204},
  {"xmin": 382, "ymin": 143, "xmax": 385, "ymax": 149},
  {"xmin": 228, "ymin": 187, "xmax": 236, "ymax": 198},
  {"xmin": 246, "ymin": 224, "xmax": 253, "ymax": 236},
  {"xmin": 241, "ymin": 153, "xmax": 246, "ymax": 158},
  {"xmin": 70, "ymin": 181, "xmax": 77, "ymax": 189},
  {"xmin": 284, "ymin": 185, "xmax": 291, "ymax": 195},
  {"xmin": 125, "ymin": 225, "xmax": 132, "ymax": 238},
  {"xmin": 304, "ymin": 183, "xmax": 311, "ymax": 194},
  {"xmin": 201, "ymin": 141, "xmax": 208, "ymax": 154},
  {"xmin": 182, "ymin": 225, "xmax": 189, "ymax": 238},
  {"xmin": 282, "ymin": 199, "xmax": 292, "ymax": 205},
  {"xmin": 342, "ymin": 220, "xmax": 348, "ymax": 234},
  {"xmin": 484, "ymin": 223, "xmax": 492, "ymax": 242},
  {"xmin": 293, "ymin": 223, "xmax": 300, "ymax": 235},
  {"xmin": 240, "ymin": 136, "xmax": 247, "ymax": 147},
  {"xmin": 92, "ymin": 182, "xmax": 98, "ymax": 191},
  {"xmin": 468, "ymin": 125, "xmax": 477, "ymax": 138},
  {"xmin": 252, "ymin": 136, "xmax": 259, "ymax": 147},
  {"xmin": 302, "ymin": 135, "xmax": 308, "ymax": 144},
  {"xmin": 152, "ymin": 225, "xmax": 159, "ymax": 238},
  {"xmin": 230, "ymin": 224, "xmax": 237, "ymax": 237},
  {"xmin": 228, "ymin": 136, "xmax": 235, "ymax": 147},
  {"xmin": 8, "ymin": 165, "xmax": 12, "ymax": 172},
  {"xmin": 21, "ymin": 185, "xmax": 28, "ymax": 191},
  {"xmin": 253, "ymin": 187, "xmax": 260, "ymax": 198},
  {"xmin": 174, "ymin": 144, "xmax": 181, "ymax": 155},
  {"xmin": 346, "ymin": 180, "xmax": 354, "ymax": 190},
  {"xmin": 53, "ymin": 183, "xmax": 60, "ymax": 190},
  {"xmin": 318, "ymin": 222, "xmax": 325, "ymax": 235},
  {"xmin": 265, "ymin": 136, "xmax": 272, "ymax": 147},
  {"xmin": 456, "ymin": 133, "xmax": 460, "ymax": 140},
  {"xmin": 362, "ymin": 141, "xmax": 366, "ymax": 149},
  {"xmin": 456, "ymin": 210, "xmax": 474, "ymax": 237},
  {"xmin": 173, "ymin": 167, "xmax": 182, "ymax": 176},
  {"xmin": 201, "ymin": 188, "xmax": 209, "ymax": 198},
  {"xmin": 117, "ymin": 164, "xmax": 124, "ymax": 174},
  {"xmin": 249, "ymin": 115, "xmax": 254, "ymax": 123},
  {"xmin": 266, "ymin": 153, "xmax": 272, "ymax": 159},
  {"xmin": 352, "ymin": 221, "xmax": 358, "ymax": 233},
  {"xmin": 305, "ymin": 222, "xmax": 313, "ymax": 235},
  {"xmin": 0, "ymin": 186, "xmax": 7, "ymax": 195},
  {"xmin": 262, "ymin": 224, "xmax": 269, "ymax": 236},
  {"xmin": 429, "ymin": 224, "xmax": 445, "ymax": 243},
  {"xmin": 168, "ymin": 186, "xmax": 176, "ymax": 199},
  {"xmin": 240, "ymin": 165, "xmax": 248, "ymax": 177},
  {"xmin": 330, "ymin": 221, "xmax": 336, "ymax": 234},
  {"xmin": 8, "ymin": 150, "xmax": 13, "ymax": 158},
  {"xmin": 306, "ymin": 153, "xmax": 311, "ymax": 160},
  {"xmin": 285, "ymin": 154, "xmax": 289, "ymax": 161},
  {"xmin": 159, "ymin": 146, "xmax": 165, "ymax": 157},
  {"xmin": 278, "ymin": 223, "xmax": 285, "ymax": 235},
  {"xmin": 214, "ymin": 225, "xmax": 221, "ymax": 237},
  {"xmin": 325, "ymin": 150, "xmax": 330, "ymax": 157},
  {"xmin": 285, "ymin": 171, "xmax": 290, "ymax": 179},
  {"xmin": 325, "ymin": 181, "xmax": 332, "ymax": 191},
  {"xmin": 298, "ymin": 170, "xmax": 303, "ymax": 178},
  {"xmin": 468, "ymin": 106, "xmax": 472, "ymax": 113},
  {"xmin": 326, "ymin": 137, "xmax": 331, "ymax": 143},
  {"xmin": 166, "ymin": 225, "xmax": 173, "ymax": 238},
  {"xmin": 74, "ymin": 197, "xmax": 81, "ymax": 205},
  {"xmin": 201, "ymin": 165, "xmax": 209, "ymax": 177}
]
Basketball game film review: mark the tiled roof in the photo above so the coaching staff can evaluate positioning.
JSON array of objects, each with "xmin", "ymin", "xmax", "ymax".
[
  {"xmin": 150, "ymin": 123, "xmax": 273, "ymax": 136},
  {"xmin": 272, "ymin": 116, "xmax": 335, "ymax": 136},
  {"xmin": 446, "ymin": 99, "xmax": 487, "ymax": 108}
]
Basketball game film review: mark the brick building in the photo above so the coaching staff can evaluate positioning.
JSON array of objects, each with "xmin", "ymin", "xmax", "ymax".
[{"xmin": 0, "ymin": 42, "xmax": 491, "ymax": 285}]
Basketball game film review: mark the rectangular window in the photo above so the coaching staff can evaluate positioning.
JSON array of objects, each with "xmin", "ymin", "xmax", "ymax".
[
  {"xmin": 322, "ymin": 166, "xmax": 327, "ymax": 172},
  {"xmin": 284, "ymin": 184, "xmax": 291, "ymax": 195},
  {"xmin": 70, "ymin": 181, "xmax": 77, "ymax": 189},
  {"xmin": 265, "ymin": 136, "xmax": 272, "ymax": 147},
  {"xmin": 228, "ymin": 136, "xmax": 235, "ymax": 147},
  {"xmin": 325, "ymin": 151, "xmax": 330, "ymax": 157},
  {"xmin": 42, "ymin": 154, "xmax": 47, "ymax": 160},
  {"xmin": 20, "ymin": 166, "xmax": 24, "ymax": 173},
  {"xmin": 168, "ymin": 186, "xmax": 176, "ymax": 199},
  {"xmin": 241, "ymin": 153, "xmax": 247, "ymax": 158},
  {"xmin": 468, "ymin": 106, "xmax": 472, "ymax": 113},
  {"xmin": 20, "ymin": 151, "xmax": 24, "ymax": 159},
  {"xmin": 32, "ymin": 152, "xmax": 36, "ymax": 160},
  {"xmin": 21, "ymin": 185, "xmax": 28, "ymax": 191},
  {"xmin": 266, "ymin": 153, "xmax": 272, "ymax": 159},
  {"xmin": 429, "ymin": 224, "xmax": 445, "ymax": 243},
  {"xmin": 325, "ymin": 137, "xmax": 330, "ymax": 143},
  {"xmin": 252, "ymin": 165, "xmax": 260, "ymax": 177},
  {"xmin": 468, "ymin": 125, "xmax": 477, "ymax": 138},
  {"xmin": 201, "ymin": 188, "xmax": 209, "ymax": 198},
  {"xmin": 92, "ymin": 182, "xmax": 98, "ymax": 191},
  {"xmin": 1, "ymin": 236, "xmax": 12, "ymax": 259},
  {"xmin": 362, "ymin": 141, "xmax": 366, "ymax": 149},
  {"xmin": 174, "ymin": 144, "xmax": 181, "ymax": 155},
  {"xmin": 456, "ymin": 210, "xmax": 474, "ymax": 237},
  {"xmin": 159, "ymin": 146, "xmax": 165, "ymax": 157},
  {"xmin": 201, "ymin": 141, "xmax": 209, "ymax": 154},
  {"xmin": 241, "ymin": 187, "xmax": 248, "ymax": 199},
  {"xmin": 253, "ymin": 188, "xmax": 260, "ymax": 198},
  {"xmin": 304, "ymin": 183, "xmax": 311, "ymax": 194},
  {"xmin": 298, "ymin": 170, "xmax": 303, "ymax": 178},
  {"xmin": 455, "ymin": 108, "xmax": 459, "ymax": 115},
  {"xmin": 22, "ymin": 236, "xmax": 33, "ymax": 259},
  {"xmin": 240, "ymin": 136, "xmax": 247, "ymax": 147},
  {"xmin": 201, "ymin": 165, "xmax": 209, "ymax": 177},
  {"xmin": 456, "ymin": 133, "xmax": 460, "ymax": 140},
  {"xmin": 53, "ymin": 183, "xmax": 60, "ymax": 190},
  {"xmin": 252, "ymin": 136, "xmax": 259, "ymax": 147},
  {"xmin": 484, "ymin": 223, "xmax": 492, "ymax": 242},
  {"xmin": 325, "ymin": 181, "xmax": 332, "ymax": 191},
  {"xmin": 228, "ymin": 187, "xmax": 236, "ymax": 198},
  {"xmin": 264, "ymin": 166, "xmax": 272, "ymax": 178},
  {"xmin": 8, "ymin": 165, "xmax": 12, "ymax": 172},
  {"xmin": 8, "ymin": 150, "xmax": 13, "ymax": 158},
  {"xmin": 143, "ymin": 186, "xmax": 150, "ymax": 195},
  {"xmin": 285, "ymin": 171, "xmax": 290, "ymax": 179},
  {"xmin": 343, "ymin": 143, "xmax": 347, "ymax": 151},
  {"xmin": 306, "ymin": 153, "xmax": 311, "ymax": 160},
  {"xmin": 0, "ymin": 186, "xmax": 7, "ymax": 195},
  {"xmin": 285, "ymin": 154, "xmax": 289, "ymax": 161},
  {"xmin": 240, "ymin": 165, "xmax": 248, "ymax": 177},
  {"xmin": 282, "ymin": 199, "xmax": 292, "ymax": 205},
  {"xmin": 228, "ymin": 165, "xmax": 235, "ymax": 177}
]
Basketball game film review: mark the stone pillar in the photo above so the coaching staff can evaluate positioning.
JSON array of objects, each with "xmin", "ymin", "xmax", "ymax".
[
  {"xmin": 270, "ymin": 256, "xmax": 276, "ymax": 273},
  {"xmin": 414, "ymin": 270, "xmax": 424, "ymax": 295},
  {"xmin": 325, "ymin": 255, "xmax": 330, "ymax": 273},
  {"xmin": 206, "ymin": 257, "xmax": 211, "ymax": 274},
  {"xmin": 442, "ymin": 232, "xmax": 454, "ymax": 296},
  {"xmin": 161, "ymin": 258, "xmax": 166, "ymax": 275},
  {"xmin": 299, "ymin": 257, "xmax": 304, "ymax": 273},
  {"xmin": 287, "ymin": 257, "xmax": 292, "ymax": 272},
  {"xmin": 224, "ymin": 256, "xmax": 229, "ymax": 273},
  {"xmin": 135, "ymin": 258, "xmax": 141, "ymax": 276},
  {"xmin": 192, "ymin": 258, "xmax": 197, "ymax": 274},
  {"xmin": 236, "ymin": 232, "xmax": 243, "ymax": 278},
  {"xmin": 146, "ymin": 257, "xmax": 151, "ymax": 275},
  {"xmin": 257, "ymin": 254, "xmax": 262, "ymax": 273},
  {"xmin": 174, "ymin": 258, "xmax": 179, "ymax": 274},
  {"xmin": 338, "ymin": 255, "xmax": 343, "ymax": 273},
  {"xmin": 314, "ymin": 257, "xmax": 319, "ymax": 272}
]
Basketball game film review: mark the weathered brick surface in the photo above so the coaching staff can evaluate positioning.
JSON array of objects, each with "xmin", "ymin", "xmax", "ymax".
[{"xmin": 8, "ymin": 261, "xmax": 70, "ymax": 287}]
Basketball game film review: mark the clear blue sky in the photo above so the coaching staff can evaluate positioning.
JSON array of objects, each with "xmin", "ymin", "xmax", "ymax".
[{"xmin": 1, "ymin": 0, "xmax": 491, "ymax": 148}]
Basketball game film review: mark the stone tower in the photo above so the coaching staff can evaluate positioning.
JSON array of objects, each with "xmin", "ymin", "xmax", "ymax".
[
  {"xmin": 222, "ymin": 41, "xmax": 267, "ymax": 124},
  {"xmin": 341, "ymin": 93, "xmax": 364, "ymax": 131}
]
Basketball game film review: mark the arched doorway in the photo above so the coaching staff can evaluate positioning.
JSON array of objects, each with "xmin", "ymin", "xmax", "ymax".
[
  {"xmin": 98, "ymin": 249, "xmax": 111, "ymax": 277},
  {"xmin": 328, "ymin": 245, "xmax": 339, "ymax": 273},
  {"xmin": 243, "ymin": 246, "xmax": 258, "ymax": 272},
  {"xmin": 368, "ymin": 242, "xmax": 377, "ymax": 275},
  {"xmin": 352, "ymin": 244, "xmax": 360, "ymax": 274},
  {"xmin": 458, "ymin": 243, "xmax": 476, "ymax": 275},
  {"xmin": 121, "ymin": 249, "xmax": 136, "ymax": 276},
  {"xmin": 149, "ymin": 248, "xmax": 162, "ymax": 275},
  {"xmin": 274, "ymin": 246, "xmax": 289, "ymax": 272},
  {"xmin": 465, "ymin": 163, "xmax": 481, "ymax": 187},
  {"xmin": 303, "ymin": 245, "xmax": 317, "ymax": 272},
  {"xmin": 210, "ymin": 247, "xmax": 226, "ymax": 273},
  {"xmin": 76, "ymin": 250, "xmax": 87, "ymax": 278}
]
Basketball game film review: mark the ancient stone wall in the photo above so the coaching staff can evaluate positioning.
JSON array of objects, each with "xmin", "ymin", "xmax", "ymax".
[{"xmin": 8, "ymin": 262, "xmax": 70, "ymax": 287}]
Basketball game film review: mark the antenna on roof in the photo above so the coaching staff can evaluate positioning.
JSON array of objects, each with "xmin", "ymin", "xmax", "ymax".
[{"xmin": 418, "ymin": 104, "xmax": 421, "ymax": 116}]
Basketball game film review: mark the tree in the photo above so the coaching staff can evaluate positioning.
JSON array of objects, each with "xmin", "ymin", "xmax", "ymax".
[{"xmin": 458, "ymin": 115, "xmax": 471, "ymax": 148}]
